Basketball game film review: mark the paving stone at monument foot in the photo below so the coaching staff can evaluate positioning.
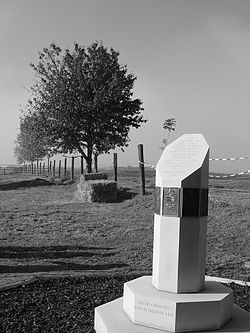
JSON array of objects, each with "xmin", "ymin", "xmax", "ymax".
[{"xmin": 94, "ymin": 134, "xmax": 250, "ymax": 333}]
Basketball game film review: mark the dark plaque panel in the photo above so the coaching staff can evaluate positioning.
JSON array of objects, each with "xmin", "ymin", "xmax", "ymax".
[
  {"xmin": 200, "ymin": 188, "xmax": 208, "ymax": 216},
  {"xmin": 182, "ymin": 188, "xmax": 200, "ymax": 216},
  {"xmin": 162, "ymin": 187, "xmax": 179, "ymax": 216},
  {"xmin": 155, "ymin": 187, "xmax": 161, "ymax": 215}
]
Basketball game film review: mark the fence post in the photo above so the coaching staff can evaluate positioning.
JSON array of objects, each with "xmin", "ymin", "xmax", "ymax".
[
  {"xmin": 39, "ymin": 162, "xmax": 42, "ymax": 175},
  {"xmin": 49, "ymin": 161, "xmax": 52, "ymax": 175},
  {"xmin": 113, "ymin": 153, "xmax": 117, "ymax": 181},
  {"xmin": 64, "ymin": 158, "xmax": 67, "ymax": 179},
  {"xmin": 71, "ymin": 157, "xmax": 75, "ymax": 180},
  {"xmin": 47, "ymin": 156, "xmax": 50, "ymax": 175},
  {"xmin": 138, "ymin": 144, "xmax": 146, "ymax": 195},
  {"xmin": 31, "ymin": 163, "xmax": 34, "ymax": 174},
  {"xmin": 43, "ymin": 163, "xmax": 45, "ymax": 175},
  {"xmin": 81, "ymin": 156, "xmax": 84, "ymax": 175},
  {"xmin": 53, "ymin": 160, "xmax": 56, "ymax": 178},
  {"xmin": 58, "ymin": 160, "xmax": 61, "ymax": 178}
]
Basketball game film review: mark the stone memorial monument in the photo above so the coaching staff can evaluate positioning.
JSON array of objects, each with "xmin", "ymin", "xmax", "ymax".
[{"xmin": 94, "ymin": 134, "xmax": 250, "ymax": 332}]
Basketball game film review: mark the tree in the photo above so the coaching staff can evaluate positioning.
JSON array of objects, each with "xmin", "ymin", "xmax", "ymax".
[
  {"xmin": 15, "ymin": 112, "xmax": 48, "ymax": 164},
  {"xmin": 27, "ymin": 42, "xmax": 146, "ymax": 172},
  {"xmin": 160, "ymin": 118, "xmax": 176, "ymax": 150}
]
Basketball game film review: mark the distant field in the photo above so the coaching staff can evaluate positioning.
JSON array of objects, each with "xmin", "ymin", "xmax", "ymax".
[{"xmin": 0, "ymin": 169, "xmax": 249, "ymax": 281}]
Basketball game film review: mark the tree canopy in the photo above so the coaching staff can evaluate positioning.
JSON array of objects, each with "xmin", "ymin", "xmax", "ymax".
[
  {"xmin": 15, "ymin": 112, "xmax": 48, "ymax": 164},
  {"xmin": 24, "ymin": 41, "xmax": 146, "ymax": 172},
  {"xmin": 160, "ymin": 118, "xmax": 176, "ymax": 150}
]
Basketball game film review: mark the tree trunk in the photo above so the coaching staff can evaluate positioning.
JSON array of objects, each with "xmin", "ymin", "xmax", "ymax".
[
  {"xmin": 94, "ymin": 154, "xmax": 98, "ymax": 173},
  {"xmin": 86, "ymin": 146, "xmax": 92, "ymax": 173}
]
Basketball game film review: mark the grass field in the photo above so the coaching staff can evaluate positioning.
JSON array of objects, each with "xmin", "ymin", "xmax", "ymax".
[{"xmin": 0, "ymin": 168, "xmax": 249, "ymax": 281}]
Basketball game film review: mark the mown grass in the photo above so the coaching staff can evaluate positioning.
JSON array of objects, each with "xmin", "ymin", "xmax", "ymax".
[{"xmin": 0, "ymin": 169, "xmax": 249, "ymax": 281}]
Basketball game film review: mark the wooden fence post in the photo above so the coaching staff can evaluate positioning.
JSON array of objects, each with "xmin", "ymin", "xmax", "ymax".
[
  {"xmin": 71, "ymin": 157, "xmax": 75, "ymax": 180},
  {"xmin": 49, "ymin": 161, "xmax": 52, "ymax": 175},
  {"xmin": 81, "ymin": 156, "xmax": 84, "ymax": 175},
  {"xmin": 53, "ymin": 160, "xmax": 56, "ymax": 178},
  {"xmin": 113, "ymin": 153, "xmax": 117, "ymax": 181},
  {"xmin": 47, "ymin": 156, "xmax": 50, "ymax": 175},
  {"xmin": 64, "ymin": 158, "xmax": 67, "ymax": 179},
  {"xmin": 43, "ymin": 163, "xmax": 45, "ymax": 175},
  {"xmin": 138, "ymin": 144, "xmax": 146, "ymax": 195},
  {"xmin": 58, "ymin": 160, "xmax": 61, "ymax": 178},
  {"xmin": 39, "ymin": 162, "xmax": 42, "ymax": 175}
]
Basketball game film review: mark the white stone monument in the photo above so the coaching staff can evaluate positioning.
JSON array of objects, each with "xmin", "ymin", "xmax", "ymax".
[{"xmin": 94, "ymin": 134, "xmax": 250, "ymax": 332}]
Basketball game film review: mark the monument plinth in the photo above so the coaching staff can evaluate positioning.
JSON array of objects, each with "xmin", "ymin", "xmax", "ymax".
[
  {"xmin": 152, "ymin": 133, "xmax": 209, "ymax": 293},
  {"xmin": 94, "ymin": 134, "xmax": 250, "ymax": 333}
]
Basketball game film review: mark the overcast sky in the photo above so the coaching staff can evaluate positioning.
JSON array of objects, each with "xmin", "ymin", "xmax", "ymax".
[{"xmin": 0, "ymin": 0, "xmax": 249, "ymax": 172}]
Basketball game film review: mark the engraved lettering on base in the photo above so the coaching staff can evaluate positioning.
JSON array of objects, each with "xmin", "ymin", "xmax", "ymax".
[{"xmin": 135, "ymin": 299, "xmax": 174, "ymax": 319}]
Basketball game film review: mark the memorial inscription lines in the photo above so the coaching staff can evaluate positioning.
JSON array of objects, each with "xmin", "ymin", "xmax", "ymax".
[
  {"xmin": 160, "ymin": 138, "xmax": 205, "ymax": 178},
  {"xmin": 135, "ymin": 299, "xmax": 174, "ymax": 319}
]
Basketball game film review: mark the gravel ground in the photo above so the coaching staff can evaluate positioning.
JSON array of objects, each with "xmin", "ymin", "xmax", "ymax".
[{"xmin": 0, "ymin": 275, "xmax": 249, "ymax": 333}]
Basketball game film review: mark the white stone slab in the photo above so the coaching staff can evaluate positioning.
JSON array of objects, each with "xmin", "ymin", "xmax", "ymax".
[
  {"xmin": 152, "ymin": 215, "xmax": 207, "ymax": 292},
  {"xmin": 152, "ymin": 214, "xmax": 179, "ymax": 292},
  {"xmin": 95, "ymin": 297, "xmax": 250, "ymax": 333},
  {"xmin": 123, "ymin": 276, "xmax": 233, "ymax": 332}
]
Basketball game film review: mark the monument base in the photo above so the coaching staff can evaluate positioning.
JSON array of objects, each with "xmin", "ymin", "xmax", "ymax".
[
  {"xmin": 95, "ymin": 298, "xmax": 250, "ymax": 333},
  {"xmin": 123, "ymin": 276, "xmax": 233, "ymax": 332}
]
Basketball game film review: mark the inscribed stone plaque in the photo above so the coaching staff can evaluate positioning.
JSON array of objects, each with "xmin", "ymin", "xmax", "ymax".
[
  {"xmin": 162, "ymin": 187, "xmax": 179, "ymax": 216},
  {"xmin": 155, "ymin": 187, "xmax": 161, "ymax": 215},
  {"xmin": 156, "ymin": 134, "xmax": 209, "ymax": 188}
]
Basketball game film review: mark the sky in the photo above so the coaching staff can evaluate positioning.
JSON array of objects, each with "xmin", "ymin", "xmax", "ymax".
[{"xmin": 0, "ymin": 0, "xmax": 250, "ymax": 173}]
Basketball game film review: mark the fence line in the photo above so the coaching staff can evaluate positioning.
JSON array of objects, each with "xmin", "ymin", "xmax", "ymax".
[
  {"xmin": 1, "ymin": 151, "xmax": 249, "ymax": 182},
  {"xmin": 0, "ymin": 153, "xmax": 118, "ymax": 180},
  {"xmin": 209, "ymin": 156, "xmax": 250, "ymax": 161},
  {"xmin": 209, "ymin": 170, "xmax": 250, "ymax": 178}
]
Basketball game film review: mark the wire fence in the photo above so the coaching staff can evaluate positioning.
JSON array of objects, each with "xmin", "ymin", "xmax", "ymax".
[
  {"xmin": 1, "ymin": 150, "xmax": 249, "ymax": 182},
  {"xmin": 0, "ymin": 153, "xmax": 118, "ymax": 181},
  {"xmin": 0, "ymin": 158, "xmax": 80, "ymax": 179}
]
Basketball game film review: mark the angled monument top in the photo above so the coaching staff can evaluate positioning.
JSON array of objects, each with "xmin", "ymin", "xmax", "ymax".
[{"xmin": 156, "ymin": 134, "xmax": 209, "ymax": 188}]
